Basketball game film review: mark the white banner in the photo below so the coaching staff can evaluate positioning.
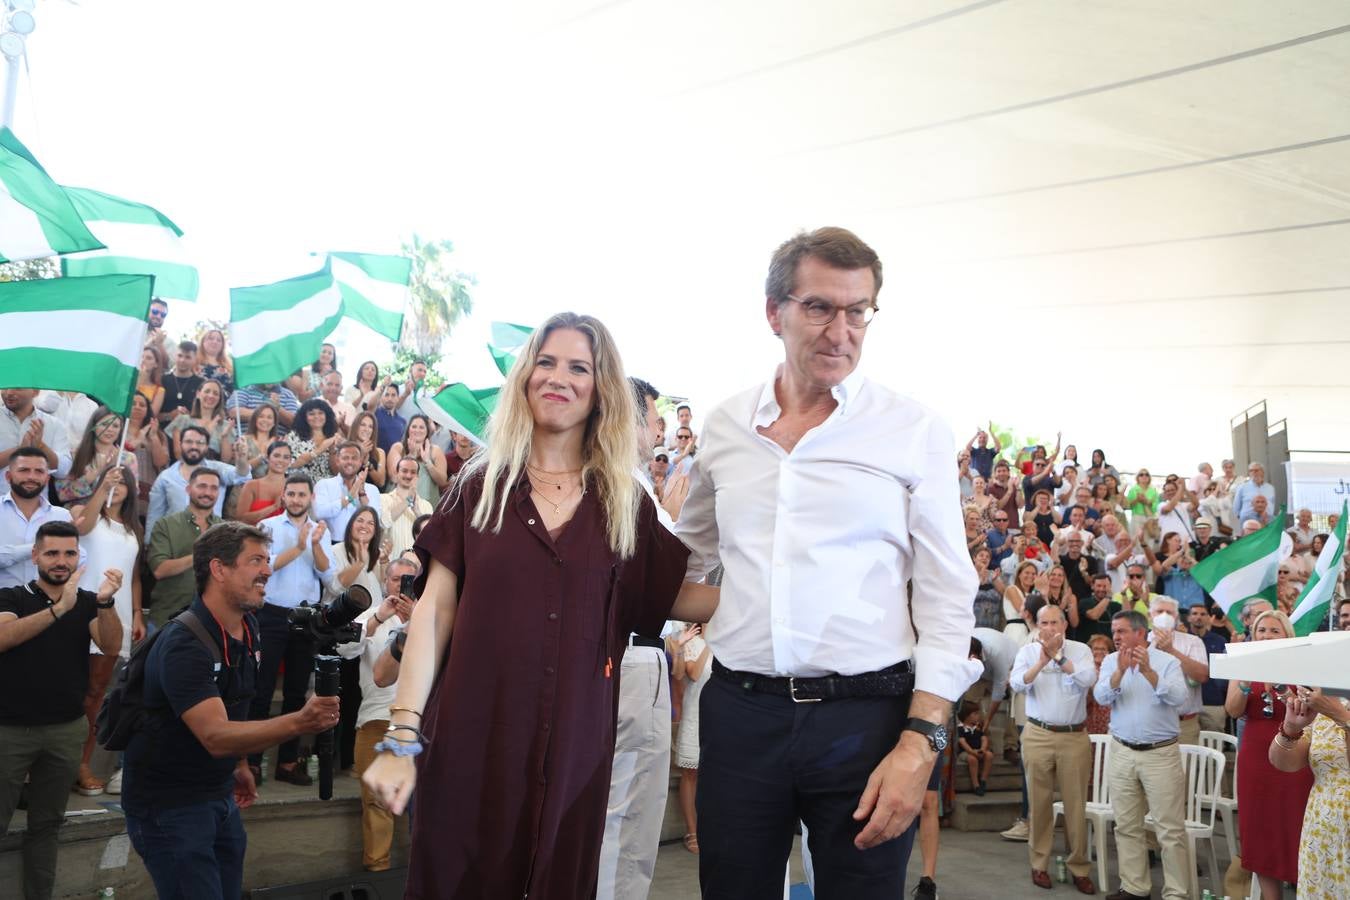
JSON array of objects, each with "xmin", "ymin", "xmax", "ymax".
[{"xmin": 1285, "ymin": 461, "xmax": 1350, "ymax": 515}]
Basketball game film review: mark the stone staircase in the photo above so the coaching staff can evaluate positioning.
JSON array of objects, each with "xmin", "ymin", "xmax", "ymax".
[{"xmin": 950, "ymin": 756, "xmax": 1024, "ymax": 832}]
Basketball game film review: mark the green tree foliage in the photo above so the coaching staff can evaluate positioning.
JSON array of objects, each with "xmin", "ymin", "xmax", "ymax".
[
  {"xmin": 0, "ymin": 257, "xmax": 60, "ymax": 282},
  {"xmin": 401, "ymin": 234, "xmax": 475, "ymax": 357},
  {"xmin": 384, "ymin": 347, "xmax": 445, "ymax": 394}
]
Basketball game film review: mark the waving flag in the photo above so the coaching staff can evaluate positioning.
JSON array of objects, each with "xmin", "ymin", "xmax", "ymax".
[
  {"xmin": 231, "ymin": 265, "xmax": 342, "ymax": 388},
  {"xmin": 0, "ymin": 128, "xmax": 103, "ymax": 263},
  {"xmin": 422, "ymin": 383, "xmax": 499, "ymax": 446},
  {"xmin": 60, "ymin": 187, "xmax": 198, "ymax": 301},
  {"xmin": 1192, "ymin": 510, "xmax": 1292, "ymax": 633},
  {"xmin": 1290, "ymin": 502, "xmax": 1346, "ymax": 636},
  {"xmin": 0, "ymin": 274, "xmax": 152, "ymax": 414},
  {"xmin": 329, "ymin": 251, "xmax": 412, "ymax": 340},
  {"xmin": 488, "ymin": 321, "xmax": 534, "ymax": 376}
]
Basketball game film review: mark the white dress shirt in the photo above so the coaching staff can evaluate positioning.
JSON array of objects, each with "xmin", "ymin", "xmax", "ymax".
[
  {"xmin": 1009, "ymin": 638, "xmax": 1097, "ymax": 725},
  {"xmin": 973, "ymin": 627, "xmax": 1018, "ymax": 702},
  {"xmin": 337, "ymin": 612, "xmax": 404, "ymax": 727},
  {"xmin": 35, "ymin": 391, "xmax": 100, "ymax": 451},
  {"xmin": 0, "ymin": 494, "xmax": 81, "ymax": 588},
  {"xmin": 1148, "ymin": 627, "xmax": 1208, "ymax": 717},
  {"xmin": 259, "ymin": 513, "xmax": 334, "ymax": 608},
  {"xmin": 675, "ymin": 367, "xmax": 981, "ymax": 701},
  {"xmin": 0, "ymin": 407, "xmax": 72, "ymax": 496},
  {"xmin": 313, "ymin": 475, "xmax": 384, "ymax": 540}
]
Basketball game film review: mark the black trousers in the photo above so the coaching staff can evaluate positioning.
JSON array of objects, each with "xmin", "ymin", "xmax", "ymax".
[
  {"xmin": 696, "ymin": 673, "xmax": 917, "ymax": 900},
  {"xmin": 248, "ymin": 604, "xmax": 314, "ymax": 769}
]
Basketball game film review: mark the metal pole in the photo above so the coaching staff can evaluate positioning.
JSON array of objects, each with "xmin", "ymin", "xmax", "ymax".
[{"xmin": 1, "ymin": 54, "xmax": 18, "ymax": 129}]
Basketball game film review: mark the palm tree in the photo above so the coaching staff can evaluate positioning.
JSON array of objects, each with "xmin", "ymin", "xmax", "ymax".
[{"xmin": 401, "ymin": 234, "xmax": 475, "ymax": 356}]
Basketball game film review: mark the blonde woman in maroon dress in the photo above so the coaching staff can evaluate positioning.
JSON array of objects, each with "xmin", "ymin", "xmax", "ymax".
[{"xmin": 364, "ymin": 312, "xmax": 716, "ymax": 899}]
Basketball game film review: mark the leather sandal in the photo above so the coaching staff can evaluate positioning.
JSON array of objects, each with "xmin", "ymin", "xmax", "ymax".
[{"xmin": 75, "ymin": 766, "xmax": 105, "ymax": 797}]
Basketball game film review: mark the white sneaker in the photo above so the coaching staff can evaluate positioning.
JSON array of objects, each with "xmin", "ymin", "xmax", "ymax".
[
  {"xmin": 1000, "ymin": 818, "xmax": 1029, "ymax": 841},
  {"xmin": 105, "ymin": 770, "xmax": 122, "ymax": 795}
]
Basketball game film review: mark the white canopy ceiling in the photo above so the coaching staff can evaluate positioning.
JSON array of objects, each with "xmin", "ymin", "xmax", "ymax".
[{"xmin": 19, "ymin": 0, "xmax": 1350, "ymax": 470}]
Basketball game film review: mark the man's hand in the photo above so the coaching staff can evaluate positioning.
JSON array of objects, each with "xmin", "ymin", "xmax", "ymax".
[
  {"xmin": 296, "ymin": 517, "xmax": 311, "ymax": 546},
  {"xmin": 56, "ymin": 566, "xmax": 86, "ymax": 616},
  {"xmin": 294, "ymin": 694, "xmax": 341, "ymax": 734},
  {"xmin": 661, "ymin": 473, "xmax": 690, "ymax": 522},
  {"xmin": 393, "ymin": 594, "xmax": 414, "ymax": 621},
  {"xmin": 310, "ymin": 521, "xmax": 327, "ymax": 550},
  {"xmin": 1134, "ymin": 646, "xmax": 1152, "ymax": 675},
  {"xmin": 96, "ymin": 568, "xmax": 123, "ymax": 603},
  {"xmin": 1153, "ymin": 628, "xmax": 1174, "ymax": 653},
  {"xmin": 233, "ymin": 762, "xmax": 259, "ymax": 809},
  {"xmin": 852, "ymin": 736, "xmax": 932, "ymax": 849}
]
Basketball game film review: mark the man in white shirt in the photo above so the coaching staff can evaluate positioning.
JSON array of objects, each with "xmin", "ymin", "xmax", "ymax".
[
  {"xmin": 1010, "ymin": 604, "xmax": 1097, "ymax": 894},
  {"xmin": 676, "ymin": 227, "xmax": 979, "ymax": 899},
  {"xmin": 0, "ymin": 449, "xmax": 80, "ymax": 588},
  {"xmin": 1091, "ymin": 514, "xmax": 1140, "ymax": 595},
  {"xmin": 0, "ymin": 390, "xmax": 72, "ymax": 498},
  {"xmin": 318, "ymin": 371, "xmax": 357, "ymax": 431},
  {"xmin": 314, "ymin": 443, "xmax": 383, "ymax": 541},
  {"xmin": 35, "ymin": 391, "xmax": 99, "ymax": 451},
  {"xmin": 1146, "ymin": 595, "xmax": 1209, "ymax": 746},
  {"xmin": 337, "ymin": 556, "xmax": 418, "ymax": 872}
]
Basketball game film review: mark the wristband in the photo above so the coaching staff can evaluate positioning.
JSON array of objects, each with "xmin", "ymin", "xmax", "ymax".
[
  {"xmin": 1239, "ymin": 683, "xmax": 1252, "ymax": 695},
  {"xmin": 96, "ymin": 599, "xmax": 116, "ymax": 610},
  {"xmin": 374, "ymin": 738, "xmax": 423, "ymax": 758},
  {"xmin": 49, "ymin": 606, "xmax": 59, "ymax": 622}
]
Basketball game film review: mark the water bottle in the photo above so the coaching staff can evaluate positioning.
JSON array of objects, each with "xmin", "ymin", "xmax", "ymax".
[
  {"xmin": 1054, "ymin": 856, "xmax": 1068, "ymax": 883},
  {"xmin": 98, "ymin": 888, "xmax": 115, "ymax": 899}
]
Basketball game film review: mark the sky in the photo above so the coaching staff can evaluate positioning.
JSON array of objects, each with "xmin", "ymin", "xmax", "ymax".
[{"xmin": 8, "ymin": 0, "xmax": 1349, "ymax": 474}]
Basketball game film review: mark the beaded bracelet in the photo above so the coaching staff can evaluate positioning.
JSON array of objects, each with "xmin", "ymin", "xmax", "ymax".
[
  {"xmin": 386, "ymin": 724, "xmax": 426, "ymax": 743},
  {"xmin": 374, "ymin": 738, "xmax": 423, "ymax": 758}
]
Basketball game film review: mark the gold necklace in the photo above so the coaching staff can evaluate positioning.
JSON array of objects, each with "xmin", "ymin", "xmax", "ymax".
[
  {"xmin": 531, "ymin": 481, "xmax": 582, "ymax": 516},
  {"xmin": 527, "ymin": 464, "xmax": 580, "ymax": 490}
]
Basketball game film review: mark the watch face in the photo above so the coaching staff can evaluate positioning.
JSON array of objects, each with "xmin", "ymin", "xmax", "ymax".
[{"xmin": 931, "ymin": 724, "xmax": 949, "ymax": 751}]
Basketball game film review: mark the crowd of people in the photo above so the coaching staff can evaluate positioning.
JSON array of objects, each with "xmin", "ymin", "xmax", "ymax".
[{"xmin": 0, "ymin": 227, "xmax": 1347, "ymax": 900}]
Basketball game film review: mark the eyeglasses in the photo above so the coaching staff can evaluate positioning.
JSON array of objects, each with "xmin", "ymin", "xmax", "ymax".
[
  {"xmin": 783, "ymin": 295, "xmax": 877, "ymax": 328},
  {"xmin": 1128, "ymin": 573, "xmax": 1145, "ymax": 579},
  {"xmin": 994, "ymin": 517, "xmax": 1008, "ymax": 522},
  {"xmin": 677, "ymin": 434, "xmax": 691, "ymax": 440}
]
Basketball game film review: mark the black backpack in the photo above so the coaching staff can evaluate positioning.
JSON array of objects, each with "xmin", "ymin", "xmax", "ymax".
[{"xmin": 96, "ymin": 609, "xmax": 221, "ymax": 751}]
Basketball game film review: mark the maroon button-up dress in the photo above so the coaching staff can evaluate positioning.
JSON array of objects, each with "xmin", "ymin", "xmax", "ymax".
[{"xmin": 408, "ymin": 473, "xmax": 689, "ymax": 899}]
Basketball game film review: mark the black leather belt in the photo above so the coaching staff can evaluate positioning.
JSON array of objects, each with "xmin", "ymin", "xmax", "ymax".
[
  {"xmin": 1113, "ymin": 736, "xmax": 1178, "ymax": 752},
  {"xmin": 1028, "ymin": 717, "xmax": 1085, "ymax": 734},
  {"xmin": 712, "ymin": 658, "xmax": 914, "ymax": 703},
  {"xmin": 628, "ymin": 634, "xmax": 664, "ymax": 651}
]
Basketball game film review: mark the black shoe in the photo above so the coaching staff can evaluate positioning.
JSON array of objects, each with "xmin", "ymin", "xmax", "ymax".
[
  {"xmin": 974, "ymin": 784, "xmax": 987, "ymax": 796},
  {"xmin": 1104, "ymin": 890, "xmax": 1150, "ymax": 900},
  {"xmin": 274, "ymin": 764, "xmax": 313, "ymax": 787},
  {"xmin": 911, "ymin": 876, "xmax": 938, "ymax": 899}
]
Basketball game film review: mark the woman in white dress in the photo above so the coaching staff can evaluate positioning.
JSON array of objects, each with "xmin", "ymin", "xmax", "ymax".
[
  {"xmin": 71, "ymin": 465, "xmax": 143, "ymax": 795},
  {"xmin": 672, "ymin": 622, "xmax": 711, "ymax": 855},
  {"xmin": 326, "ymin": 506, "xmax": 388, "ymax": 772}
]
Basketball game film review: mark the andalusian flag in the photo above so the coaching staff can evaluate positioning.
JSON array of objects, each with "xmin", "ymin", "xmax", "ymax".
[
  {"xmin": 1290, "ymin": 502, "xmax": 1346, "ymax": 636},
  {"xmin": 0, "ymin": 274, "xmax": 152, "ymax": 414},
  {"xmin": 1192, "ymin": 510, "xmax": 1292, "ymax": 633},
  {"xmin": 488, "ymin": 321, "xmax": 534, "ymax": 376},
  {"xmin": 60, "ymin": 187, "xmax": 199, "ymax": 301},
  {"xmin": 0, "ymin": 128, "xmax": 103, "ymax": 263},
  {"xmin": 329, "ymin": 251, "xmax": 412, "ymax": 340},
  {"xmin": 422, "ymin": 383, "xmax": 499, "ymax": 446},
  {"xmin": 230, "ymin": 265, "xmax": 342, "ymax": 387}
]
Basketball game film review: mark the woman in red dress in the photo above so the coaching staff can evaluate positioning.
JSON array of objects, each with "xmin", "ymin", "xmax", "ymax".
[
  {"xmin": 364, "ymin": 312, "xmax": 715, "ymax": 899},
  {"xmin": 1224, "ymin": 609, "xmax": 1314, "ymax": 898}
]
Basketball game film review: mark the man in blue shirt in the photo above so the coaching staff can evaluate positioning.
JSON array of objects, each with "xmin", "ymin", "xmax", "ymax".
[
  {"xmin": 965, "ymin": 426, "xmax": 1001, "ymax": 481},
  {"xmin": 249, "ymin": 475, "xmax": 333, "ymax": 786},
  {"xmin": 373, "ymin": 384, "xmax": 406, "ymax": 454},
  {"xmin": 1231, "ymin": 462, "xmax": 1276, "ymax": 526},
  {"xmin": 122, "ymin": 521, "xmax": 338, "ymax": 900},
  {"xmin": 1093, "ymin": 610, "xmax": 1188, "ymax": 900},
  {"xmin": 986, "ymin": 511, "xmax": 1014, "ymax": 566},
  {"xmin": 144, "ymin": 425, "xmax": 250, "ymax": 535}
]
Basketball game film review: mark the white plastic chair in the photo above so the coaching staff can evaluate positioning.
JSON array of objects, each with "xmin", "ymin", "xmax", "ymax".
[
  {"xmin": 1053, "ymin": 733, "xmax": 1114, "ymax": 889},
  {"xmin": 1144, "ymin": 744, "xmax": 1225, "ymax": 900},
  {"xmin": 1198, "ymin": 729, "xmax": 1239, "ymax": 860}
]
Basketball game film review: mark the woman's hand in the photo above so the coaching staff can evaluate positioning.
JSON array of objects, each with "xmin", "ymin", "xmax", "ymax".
[
  {"xmin": 362, "ymin": 752, "xmax": 417, "ymax": 815},
  {"xmin": 1282, "ymin": 689, "xmax": 1319, "ymax": 732}
]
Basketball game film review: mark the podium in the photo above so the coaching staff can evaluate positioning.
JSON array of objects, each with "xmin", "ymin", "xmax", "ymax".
[{"xmin": 1210, "ymin": 630, "xmax": 1350, "ymax": 697}]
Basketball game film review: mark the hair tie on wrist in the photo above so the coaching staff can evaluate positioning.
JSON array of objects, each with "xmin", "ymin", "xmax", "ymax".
[{"xmin": 374, "ymin": 738, "xmax": 423, "ymax": 758}]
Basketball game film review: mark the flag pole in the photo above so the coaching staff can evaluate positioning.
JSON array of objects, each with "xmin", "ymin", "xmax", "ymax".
[
  {"xmin": 106, "ymin": 412, "xmax": 133, "ymax": 509},
  {"xmin": 2, "ymin": 56, "xmax": 18, "ymax": 130}
]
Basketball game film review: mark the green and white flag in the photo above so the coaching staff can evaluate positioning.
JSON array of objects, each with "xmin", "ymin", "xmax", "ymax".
[
  {"xmin": 421, "ymin": 383, "xmax": 500, "ymax": 446},
  {"xmin": 230, "ymin": 265, "xmax": 342, "ymax": 388},
  {"xmin": 0, "ymin": 274, "xmax": 152, "ymax": 414},
  {"xmin": 329, "ymin": 251, "xmax": 412, "ymax": 340},
  {"xmin": 0, "ymin": 128, "xmax": 104, "ymax": 263},
  {"xmin": 60, "ymin": 187, "xmax": 199, "ymax": 301},
  {"xmin": 488, "ymin": 321, "xmax": 534, "ymax": 376},
  {"xmin": 1290, "ymin": 501, "xmax": 1346, "ymax": 636},
  {"xmin": 1192, "ymin": 510, "xmax": 1292, "ymax": 633}
]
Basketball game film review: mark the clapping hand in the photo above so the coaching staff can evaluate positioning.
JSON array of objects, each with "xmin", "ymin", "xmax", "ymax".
[
  {"xmin": 1134, "ymin": 646, "xmax": 1153, "ymax": 675},
  {"xmin": 310, "ymin": 521, "xmax": 327, "ymax": 550},
  {"xmin": 1282, "ymin": 688, "xmax": 1320, "ymax": 732},
  {"xmin": 96, "ymin": 568, "xmax": 123, "ymax": 603},
  {"xmin": 296, "ymin": 518, "xmax": 312, "ymax": 546},
  {"xmin": 1153, "ymin": 628, "xmax": 1174, "ymax": 652}
]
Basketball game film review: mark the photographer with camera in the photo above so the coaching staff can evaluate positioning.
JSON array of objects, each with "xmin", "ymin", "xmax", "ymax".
[
  {"xmin": 335, "ymin": 555, "xmax": 419, "ymax": 872},
  {"xmin": 248, "ymin": 474, "xmax": 333, "ymax": 787},
  {"xmin": 120, "ymin": 522, "xmax": 340, "ymax": 900}
]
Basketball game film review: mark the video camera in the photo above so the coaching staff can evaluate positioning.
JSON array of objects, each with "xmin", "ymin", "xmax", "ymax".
[
  {"xmin": 286, "ymin": 585, "xmax": 372, "ymax": 648},
  {"xmin": 285, "ymin": 585, "xmax": 372, "ymax": 800}
]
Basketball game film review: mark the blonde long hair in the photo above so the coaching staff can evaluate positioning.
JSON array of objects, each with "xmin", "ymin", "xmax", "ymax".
[{"xmin": 461, "ymin": 312, "xmax": 640, "ymax": 558}]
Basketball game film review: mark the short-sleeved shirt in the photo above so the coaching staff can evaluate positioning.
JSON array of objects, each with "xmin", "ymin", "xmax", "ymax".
[
  {"xmin": 147, "ymin": 511, "xmax": 221, "ymax": 625},
  {"xmin": 373, "ymin": 408, "xmax": 406, "ymax": 454},
  {"xmin": 0, "ymin": 582, "xmax": 97, "ymax": 725},
  {"xmin": 121, "ymin": 600, "xmax": 258, "ymax": 815},
  {"xmin": 1073, "ymin": 596, "xmax": 1120, "ymax": 642},
  {"xmin": 1199, "ymin": 630, "xmax": 1228, "ymax": 706},
  {"xmin": 969, "ymin": 447, "xmax": 997, "ymax": 480}
]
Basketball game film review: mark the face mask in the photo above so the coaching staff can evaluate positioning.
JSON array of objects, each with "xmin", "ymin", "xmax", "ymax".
[{"xmin": 1152, "ymin": 612, "xmax": 1176, "ymax": 632}]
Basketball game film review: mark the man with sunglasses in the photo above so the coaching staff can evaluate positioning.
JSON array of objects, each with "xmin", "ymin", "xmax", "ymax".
[
  {"xmin": 677, "ymin": 227, "xmax": 979, "ymax": 899},
  {"xmin": 1114, "ymin": 565, "xmax": 1157, "ymax": 619},
  {"xmin": 987, "ymin": 511, "xmax": 1014, "ymax": 566}
]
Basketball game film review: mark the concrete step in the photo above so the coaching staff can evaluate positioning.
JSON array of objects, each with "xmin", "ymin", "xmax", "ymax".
[
  {"xmin": 950, "ymin": 790, "xmax": 1023, "ymax": 832},
  {"xmin": 953, "ymin": 770, "xmax": 1023, "ymax": 793}
]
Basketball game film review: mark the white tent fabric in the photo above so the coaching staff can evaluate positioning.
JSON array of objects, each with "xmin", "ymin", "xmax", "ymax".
[{"xmin": 19, "ymin": 0, "xmax": 1350, "ymax": 470}]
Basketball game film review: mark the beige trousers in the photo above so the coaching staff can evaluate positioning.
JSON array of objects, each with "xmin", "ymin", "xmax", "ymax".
[
  {"xmin": 1178, "ymin": 715, "xmax": 1200, "ymax": 747},
  {"xmin": 354, "ymin": 719, "xmax": 395, "ymax": 871},
  {"xmin": 1109, "ymin": 740, "xmax": 1190, "ymax": 900},
  {"xmin": 1023, "ymin": 724, "xmax": 1092, "ymax": 876}
]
